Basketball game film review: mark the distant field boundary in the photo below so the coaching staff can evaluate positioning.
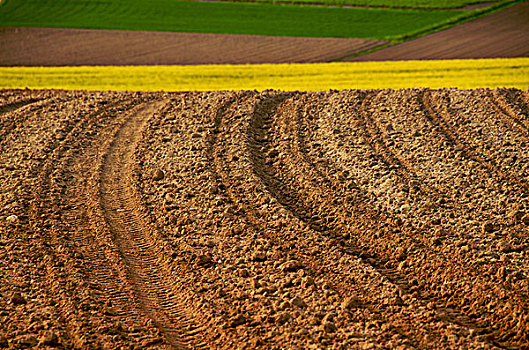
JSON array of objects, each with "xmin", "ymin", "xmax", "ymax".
[
  {"xmin": 350, "ymin": 0, "xmax": 529, "ymax": 61},
  {"xmin": 1, "ymin": 58, "xmax": 527, "ymax": 92},
  {"xmin": 343, "ymin": 0, "xmax": 524, "ymax": 59}
]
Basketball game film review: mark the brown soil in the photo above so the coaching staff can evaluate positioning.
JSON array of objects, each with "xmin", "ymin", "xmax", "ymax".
[
  {"xmin": 0, "ymin": 27, "xmax": 385, "ymax": 66},
  {"xmin": 1, "ymin": 88, "xmax": 529, "ymax": 349},
  {"xmin": 351, "ymin": 1, "xmax": 529, "ymax": 61}
]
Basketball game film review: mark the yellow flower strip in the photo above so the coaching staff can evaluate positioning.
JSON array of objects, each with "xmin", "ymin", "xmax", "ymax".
[{"xmin": 1, "ymin": 58, "xmax": 527, "ymax": 92}]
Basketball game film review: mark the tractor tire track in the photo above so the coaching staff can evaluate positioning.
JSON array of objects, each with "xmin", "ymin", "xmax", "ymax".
[
  {"xmin": 489, "ymin": 89, "xmax": 529, "ymax": 136},
  {"xmin": 0, "ymin": 97, "xmax": 67, "ymax": 151},
  {"xmin": 98, "ymin": 98, "xmax": 207, "ymax": 349},
  {"xmin": 26, "ymin": 95, "xmax": 151, "ymax": 347},
  {"xmin": 423, "ymin": 90, "xmax": 529, "ymax": 195},
  {"xmin": 209, "ymin": 92, "xmax": 424, "ymax": 347},
  {"xmin": 286, "ymin": 94, "xmax": 498, "ymax": 346}
]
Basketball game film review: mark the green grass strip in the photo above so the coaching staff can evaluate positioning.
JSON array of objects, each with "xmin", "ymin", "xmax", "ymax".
[
  {"xmin": 0, "ymin": 0, "xmax": 465, "ymax": 39},
  {"xmin": 220, "ymin": 0, "xmax": 494, "ymax": 9},
  {"xmin": 1, "ymin": 58, "xmax": 528, "ymax": 91}
]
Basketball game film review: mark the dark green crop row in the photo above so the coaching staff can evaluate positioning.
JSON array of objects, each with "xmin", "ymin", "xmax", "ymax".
[{"xmin": 214, "ymin": 0, "xmax": 495, "ymax": 9}]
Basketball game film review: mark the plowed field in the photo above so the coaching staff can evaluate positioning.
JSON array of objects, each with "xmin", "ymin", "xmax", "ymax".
[
  {"xmin": 1, "ymin": 89, "xmax": 528, "ymax": 349},
  {"xmin": 352, "ymin": 0, "xmax": 529, "ymax": 61},
  {"xmin": 0, "ymin": 27, "xmax": 385, "ymax": 66}
]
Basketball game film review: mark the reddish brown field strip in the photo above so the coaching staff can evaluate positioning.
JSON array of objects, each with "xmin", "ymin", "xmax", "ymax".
[
  {"xmin": 0, "ymin": 27, "xmax": 386, "ymax": 66},
  {"xmin": 1, "ymin": 89, "xmax": 528, "ymax": 348},
  {"xmin": 352, "ymin": 1, "xmax": 529, "ymax": 61}
]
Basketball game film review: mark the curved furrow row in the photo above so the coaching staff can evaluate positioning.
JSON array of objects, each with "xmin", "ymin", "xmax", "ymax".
[
  {"xmin": 0, "ymin": 90, "xmax": 48, "ymax": 118},
  {"xmin": 414, "ymin": 90, "xmax": 529, "ymax": 346},
  {"xmin": 131, "ymin": 92, "xmax": 261, "ymax": 348},
  {"xmin": 320, "ymin": 90, "xmax": 528, "ymax": 347},
  {"xmin": 136, "ymin": 96, "xmax": 233, "ymax": 347},
  {"xmin": 262, "ymin": 92, "xmax": 495, "ymax": 348},
  {"xmin": 206, "ymin": 92, "xmax": 256, "ymax": 226},
  {"xmin": 96, "ymin": 98, "xmax": 209, "ymax": 349},
  {"xmin": 408, "ymin": 91, "xmax": 527, "ymax": 346},
  {"xmin": 0, "ymin": 96, "xmax": 71, "ymax": 153},
  {"xmin": 294, "ymin": 92, "xmax": 482, "ymax": 325},
  {"xmin": 430, "ymin": 90, "xmax": 529, "ymax": 194},
  {"xmin": 0, "ymin": 97, "xmax": 40, "ymax": 117},
  {"xmin": 427, "ymin": 90, "xmax": 529, "ymax": 263},
  {"xmin": 419, "ymin": 91, "xmax": 499, "ymax": 177},
  {"xmin": 26, "ymin": 94, "xmax": 163, "ymax": 347},
  {"xmin": 208, "ymin": 93, "xmax": 340, "ymax": 346},
  {"xmin": 66, "ymin": 96, "xmax": 174, "ymax": 346},
  {"xmin": 489, "ymin": 89, "xmax": 529, "ymax": 136},
  {"xmin": 207, "ymin": 91, "xmax": 419, "ymax": 348},
  {"xmin": 358, "ymin": 92, "xmax": 427, "ymax": 194},
  {"xmin": 293, "ymin": 91, "xmax": 528, "ymax": 347},
  {"xmin": 12, "ymin": 94, "xmax": 124, "ymax": 347}
]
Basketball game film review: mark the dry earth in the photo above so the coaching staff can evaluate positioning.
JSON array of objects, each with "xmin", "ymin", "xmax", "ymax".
[
  {"xmin": 352, "ymin": 1, "xmax": 529, "ymax": 61},
  {"xmin": 0, "ymin": 27, "xmax": 385, "ymax": 66},
  {"xmin": 1, "ymin": 88, "xmax": 529, "ymax": 349}
]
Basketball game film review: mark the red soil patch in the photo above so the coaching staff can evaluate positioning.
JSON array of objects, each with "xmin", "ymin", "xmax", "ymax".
[
  {"xmin": 1, "ymin": 88, "xmax": 528, "ymax": 348},
  {"xmin": 0, "ymin": 27, "xmax": 385, "ymax": 66},
  {"xmin": 351, "ymin": 1, "xmax": 529, "ymax": 61}
]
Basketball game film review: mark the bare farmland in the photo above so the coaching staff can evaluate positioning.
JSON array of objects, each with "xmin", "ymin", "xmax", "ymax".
[
  {"xmin": 352, "ymin": 1, "xmax": 529, "ymax": 61},
  {"xmin": 0, "ymin": 27, "xmax": 385, "ymax": 66},
  {"xmin": 0, "ymin": 89, "xmax": 528, "ymax": 348}
]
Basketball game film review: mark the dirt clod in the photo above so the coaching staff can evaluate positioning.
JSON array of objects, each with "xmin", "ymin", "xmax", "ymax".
[
  {"xmin": 251, "ymin": 251, "xmax": 267, "ymax": 261},
  {"xmin": 39, "ymin": 331, "xmax": 59, "ymax": 347},
  {"xmin": 323, "ymin": 321, "xmax": 337, "ymax": 333},
  {"xmin": 152, "ymin": 169, "xmax": 164, "ymax": 181},
  {"xmin": 342, "ymin": 296, "xmax": 362, "ymax": 310},
  {"xmin": 0, "ymin": 336, "xmax": 8, "ymax": 348},
  {"xmin": 276, "ymin": 312, "xmax": 292, "ymax": 325},
  {"xmin": 482, "ymin": 221, "xmax": 497, "ymax": 233},
  {"xmin": 280, "ymin": 260, "xmax": 303, "ymax": 272},
  {"xmin": 5, "ymin": 214, "xmax": 18, "ymax": 222},
  {"xmin": 10, "ymin": 292, "xmax": 26, "ymax": 305},
  {"xmin": 230, "ymin": 314, "xmax": 247, "ymax": 327},
  {"xmin": 196, "ymin": 254, "xmax": 214, "ymax": 267},
  {"xmin": 291, "ymin": 296, "xmax": 308, "ymax": 308}
]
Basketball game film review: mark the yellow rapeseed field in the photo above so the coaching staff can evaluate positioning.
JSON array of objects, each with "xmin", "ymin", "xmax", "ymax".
[{"xmin": 1, "ymin": 58, "xmax": 528, "ymax": 91}]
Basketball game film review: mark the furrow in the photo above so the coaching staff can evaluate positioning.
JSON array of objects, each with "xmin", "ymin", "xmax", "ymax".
[
  {"xmin": 205, "ymin": 91, "xmax": 421, "ymax": 347},
  {"xmin": 0, "ymin": 96, "xmax": 69, "ymax": 154},
  {"xmin": 266, "ymin": 92, "xmax": 495, "ymax": 347},
  {"xmin": 4, "ymin": 88, "xmax": 528, "ymax": 349},
  {"xmin": 489, "ymin": 89, "xmax": 529, "ymax": 136},
  {"xmin": 358, "ymin": 92, "xmax": 423, "ymax": 189},
  {"xmin": 418, "ymin": 90, "xmax": 529, "ymax": 347},
  {"xmin": 0, "ymin": 97, "xmax": 40, "ymax": 115},
  {"xmin": 25, "ymin": 95, "xmax": 149, "ymax": 345},
  {"xmin": 425, "ymin": 90, "xmax": 528, "ymax": 195}
]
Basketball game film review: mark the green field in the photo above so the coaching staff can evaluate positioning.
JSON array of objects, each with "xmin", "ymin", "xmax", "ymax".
[
  {"xmin": 0, "ymin": 0, "xmax": 467, "ymax": 39},
  {"xmin": 1, "ymin": 58, "xmax": 527, "ymax": 92}
]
